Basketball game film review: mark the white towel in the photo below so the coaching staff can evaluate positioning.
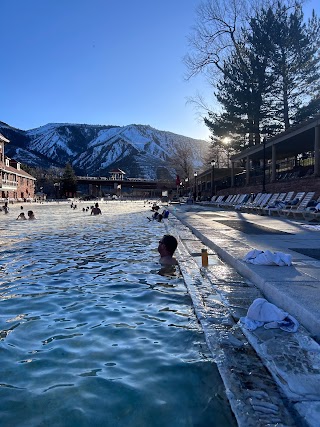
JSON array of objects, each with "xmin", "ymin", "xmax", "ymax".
[
  {"xmin": 243, "ymin": 249, "xmax": 292, "ymax": 266},
  {"xmin": 240, "ymin": 298, "xmax": 299, "ymax": 332}
]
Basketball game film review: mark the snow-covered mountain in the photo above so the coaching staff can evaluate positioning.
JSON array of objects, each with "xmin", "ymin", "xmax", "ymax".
[{"xmin": 0, "ymin": 121, "xmax": 208, "ymax": 179}]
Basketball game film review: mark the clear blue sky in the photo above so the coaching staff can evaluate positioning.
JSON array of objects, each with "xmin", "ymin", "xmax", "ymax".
[{"xmin": 1, "ymin": 0, "xmax": 318, "ymax": 140}]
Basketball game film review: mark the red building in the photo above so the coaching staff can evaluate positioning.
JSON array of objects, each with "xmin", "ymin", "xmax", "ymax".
[{"xmin": 0, "ymin": 133, "xmax": 36, "ymax": 201}]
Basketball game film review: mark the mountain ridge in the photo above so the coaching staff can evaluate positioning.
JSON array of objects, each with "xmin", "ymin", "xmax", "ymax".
[{"xmin": 0, "ymin": 122, "xmax": 208, "ymax": 179}]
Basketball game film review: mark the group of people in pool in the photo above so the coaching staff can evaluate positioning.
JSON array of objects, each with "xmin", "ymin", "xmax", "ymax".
[
  {"xmin": 16, "ymin": 210, "xmax": 36, "ymax": 220},
  {"xmin": 147, "ymin": 204, "xmax": 169, "ymax": 223},
  {"xmin": 14, "ymin": 199, "xmax": 178, "ymax": 268}
]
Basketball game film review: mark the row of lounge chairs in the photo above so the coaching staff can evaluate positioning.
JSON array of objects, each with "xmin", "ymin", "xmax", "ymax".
[{"xmin": 207, "ymin": 191, "xmax": 320, "ymax": 221}]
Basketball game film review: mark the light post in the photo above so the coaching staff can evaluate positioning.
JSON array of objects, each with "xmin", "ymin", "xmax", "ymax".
[
  {"xmin": 194, "ymin": 171, "xmax": 198, "ymax": 201},
  {"xmin": 185, "ymin": 177, "xmax": 189, "ymax": 196},
  {"xmin": 117, "ymin": 184, "xmax": 122, "ymax": 199},
  {"xmin": 262, "ymin": 136, "xmax": 266, "ymax": 193},
  {"xmin": 54, "ymin": 182, "xmax": 60, "ymax": 199},
  {"xmin": 223, "ymin": 137, "xmax": 231, "ymax": 167},
  {"xmin": 210, "ymin": 160, "xmax": 216, "ymax": 198}
]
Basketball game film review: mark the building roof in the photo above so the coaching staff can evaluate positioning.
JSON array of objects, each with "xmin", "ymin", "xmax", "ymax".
[
  {"xmin": 0, "ymin": 133, "xmax": 10, "ymax": 143},
  {"xmin": 109, "ymin": 168, "xmax": 126, "ymax": 174},
  {"xmin": 1, "ymin": 164, "xmax": 36, "ymax": 180}
]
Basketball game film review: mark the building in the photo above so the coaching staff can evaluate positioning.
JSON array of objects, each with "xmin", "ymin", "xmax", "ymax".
[{"xmin": 0, "ymin": 133, "xmax": 36, "ymax": 201}]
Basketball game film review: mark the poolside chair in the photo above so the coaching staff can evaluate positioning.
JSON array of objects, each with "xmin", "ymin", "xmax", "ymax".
[
  {"xmin": 291, "ymin": 192, "xmax": 316, "ymax": 219},
  {"xmin": 211, "ymin": 195, "xmax": 225, "ymax": 206},
  {"xmin": 246, "ymin": 193, "xmax": 272, "ymax": 214},
  {"xmin": 233, "ymin": 194, "xmax": 250, "ymax": 210},
  {"xmin": 217, "ymin": 194, "xmax": 235, "ymax": 208},
  {"xmin": 260, "ymin": 193, "xmax": 286, "ymax": 216},
  {"xmin": 278, "ymin": 192, "xmax": 306, "ymax": 217},
  {"xmin": 250, "ymin": 193, "xmax": 273, "ymax": 214},
  {"xmin": 255, "ymin": 193, "xmax": 279, "ymax": 215},
  {"xmin": 300, "ymin": 196, "xmax": 320, "ymax": 221},
  {"xmin": 303, "ymin": 209, "xmax": 320, "ymax": 222},
  {"xmin": 210, "ymin": 195, "xmax": 218, "ymax": 203},
  {"xmin": 221, "ymin": 194, "xmax": 241, "ymax": 208},
  {"xmin": 240, "ymin": 193, "xmax": 263, "ymax": 212},
  {"xmin": 269, "ymin": 191, "xmax": 295, "ymax": 216}
]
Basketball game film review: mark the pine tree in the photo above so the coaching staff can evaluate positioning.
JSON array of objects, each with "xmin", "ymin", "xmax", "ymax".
[
  {"xmin": 204, "ymin": 2, "xmax": 320, "ymax": 153},
  {"xmin": 62, "ymin": 163, "xmax": 77, "ymax": 197},
  {"xmin": 265, "ymin": 4, "xmax": 320, "ymax": 130}
]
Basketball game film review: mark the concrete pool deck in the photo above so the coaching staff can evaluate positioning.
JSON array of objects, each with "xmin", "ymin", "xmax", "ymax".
[{"xmin": 166, "ymin": 203, "xmax": 320, "ymax": 427}]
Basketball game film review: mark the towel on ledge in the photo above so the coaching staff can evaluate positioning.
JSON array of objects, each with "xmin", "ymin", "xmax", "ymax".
[
  {"xmin": 240, "ymin": 298, "xmax": 299, "ymax": 332},
  {"xmin": 243, "ymin": 249, "xmax": 292, "ymax": 266}
]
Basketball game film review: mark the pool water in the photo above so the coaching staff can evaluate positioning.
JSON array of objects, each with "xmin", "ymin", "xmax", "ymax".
[{"xmin": 0, "ymin": 202, "xmax": 236, "ymax": 427}]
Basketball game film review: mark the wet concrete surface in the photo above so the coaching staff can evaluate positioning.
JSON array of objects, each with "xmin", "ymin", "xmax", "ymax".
[{"xmin": 164, "ymin": 204, "xmax": 320, "ymax": 427}]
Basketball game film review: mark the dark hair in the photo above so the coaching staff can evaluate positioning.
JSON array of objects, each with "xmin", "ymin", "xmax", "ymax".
[{"xmin": 162, "ymin": 234, "xmax": 178, "ymax": 256}]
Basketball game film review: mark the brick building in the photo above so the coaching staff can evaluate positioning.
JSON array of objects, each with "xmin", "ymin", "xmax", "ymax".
[{"xmin": 0, "ymin": 133, "xmax": 36, "ymax": 201}]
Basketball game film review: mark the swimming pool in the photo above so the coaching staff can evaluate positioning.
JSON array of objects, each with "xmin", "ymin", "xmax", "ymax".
[{"xmin": 0, "ymin": 202, "xmax": 236, "ymax": 427}]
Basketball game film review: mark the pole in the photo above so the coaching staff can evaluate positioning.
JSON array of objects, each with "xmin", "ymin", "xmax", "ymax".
[
  {"xmin": 211, "ymin": 160, "xmax": 215, "ymax": 198},
  {"xmin": 262, "ymin": 137, "xmax": 266, "ymax": 193}
]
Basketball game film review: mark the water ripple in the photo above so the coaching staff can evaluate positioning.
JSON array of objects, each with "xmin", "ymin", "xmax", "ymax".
[{"xmin": 0, "ymin": 202, "xmax": 236, "ymax": 427}]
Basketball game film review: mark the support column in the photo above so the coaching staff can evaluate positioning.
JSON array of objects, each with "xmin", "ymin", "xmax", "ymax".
[
  {"xmin": 246, "ymin": 156, "xmax": 250, "ymax": 185},
  {"xmin": 315, "ymin": 126, "xmax": 320, "ymax": 177},
  {"xmin": 271, "ymin": 144, "xmax": 277, "ymax": 182},
  {"xmin": 231, "ymin": 161, "xmax": 235, "ymax": 187}
]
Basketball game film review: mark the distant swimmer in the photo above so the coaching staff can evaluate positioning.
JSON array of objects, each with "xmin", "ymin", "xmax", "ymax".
[
  {"xmin": 158, "ymin": 234, "xmax": 178, "ymax": 266},
  {"xmin": 3, "ymin": 202, "xmax": 9, "ymax": 214},
  {"xmin": 91, "ymin": 203, "xmax": 102, "ymax": 215},
  {"xmin": 17, "ymin": 212, "xmax": 27, "ymax": 220},
  {"xmin": 28, "ymin": 210, "xmax": 36, "ymax": 220}
]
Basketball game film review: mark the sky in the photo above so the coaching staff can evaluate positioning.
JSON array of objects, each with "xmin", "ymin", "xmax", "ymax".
[{"xmin": 1, "ymin": 0, "xmax": 318, "ymax": 141}]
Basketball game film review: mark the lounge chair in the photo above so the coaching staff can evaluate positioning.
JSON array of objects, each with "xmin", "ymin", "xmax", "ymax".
[
  {"xmin": 240, "ymin": 193, "xmax": 263, "ymax": 212},
  {"xmin": 268, "ymin": 191, "xmax": 294, "ymax": 216},
  {"xmin": 291, "ymin": 192, "xmax": 316, "ymax": 219},
  {"xmin": 220, "ymin": 194, "xmax": 241, "ymax": 208},
  {"xmin": 259, "ymin": 193, "xmax": 286, "ymax": 215},
  {"xmin": 217, "ymin": 194, "xmax": 236, "ymax": 208},
  {"xmin": 245, "ymin": 193, "xmax": 271, "ymax": 214},
  {"xmin": 251, "ymin": 193, "xmax": 273, "ymax": 214},
  {"xmin": 301, "ymin": 196, "xmax": 320, "ymax": 221},
  {"xmin": 255, "ymin": 193, "xmax": 280, "ymax": 215},
  {"xmin": 278, "ymin": 192, "xmax": 306, "ymax": 217},
  {"xmin": 211, "ymin": 195, "xmax": 225, "ymax": 206},
  {"xmin": 234, "ymin": 194, "xmax": 250, "ymax": 210}
]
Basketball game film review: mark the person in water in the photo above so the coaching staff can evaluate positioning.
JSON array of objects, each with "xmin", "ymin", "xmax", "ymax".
[
  {"xmin": 3, "ymin": 202, "xmax": 9, "ymax": 214},
  {"xmin": 158, "ymin": 234, "xmax": 178, "ymax": 265},
  {"xmin": 91, "ymin": 202, "xmax": 102, "ymax": 215},
  {"xmin": 28, "ymin": 210, "xmax": 36, "ymax": 220},
  {"xmin": 17, "ymin": 212, "xmax": 27, "ymax": 220}
]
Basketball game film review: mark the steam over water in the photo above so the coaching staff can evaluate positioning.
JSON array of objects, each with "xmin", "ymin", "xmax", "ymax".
[{"xmin": 0, "ymin": 202, "xmax": 236, "ymax": 427}]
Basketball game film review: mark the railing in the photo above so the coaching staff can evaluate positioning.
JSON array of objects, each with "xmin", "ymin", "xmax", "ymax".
[
  {"xmin": 0, "ymin": 179, "xmax": 18, "ymax": 189},
  {"xmin": 77, "ymin": 176, "xmax": 155, "ymax": 182}
]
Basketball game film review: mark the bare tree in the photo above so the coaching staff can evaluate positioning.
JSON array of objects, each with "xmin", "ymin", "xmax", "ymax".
[
  {"xmin": 168, "ymin": 141, "xmax": 195, "ymax": 180},
  {"xmin": 185, "ymin": 0, "xmax": 301, "ymax": 81}
]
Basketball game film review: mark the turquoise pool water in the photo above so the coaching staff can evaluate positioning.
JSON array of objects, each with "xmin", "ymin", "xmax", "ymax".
[{"xmin": 0, "ymin": 202, "xmax": 236, "ymax": 427}]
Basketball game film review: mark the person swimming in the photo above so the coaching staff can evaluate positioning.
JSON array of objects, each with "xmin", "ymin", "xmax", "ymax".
[
  {"xmin": 28, "ymin": 210, "xmax": 36, "ymax": 220},
  {"xmin": 91, "ymin": 203, "xmax": 102, "ymax": 215},
  {"xmin": 17, "ymin": 212, "xmax": 27, "ymax": 220}
]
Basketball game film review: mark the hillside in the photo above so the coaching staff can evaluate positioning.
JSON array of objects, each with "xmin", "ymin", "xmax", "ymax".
[{"xmin": 0, "ymin": 122, "xmax": 208, "ymax": 179}]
